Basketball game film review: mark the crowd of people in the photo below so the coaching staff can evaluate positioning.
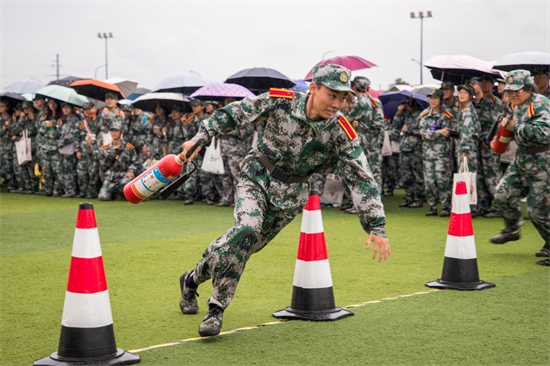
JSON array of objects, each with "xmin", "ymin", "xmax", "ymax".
[{"xmin": 0, "ymin": 66, "xmax": 548, "ymax": 263}]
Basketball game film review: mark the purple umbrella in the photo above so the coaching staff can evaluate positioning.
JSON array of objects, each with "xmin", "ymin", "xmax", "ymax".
[{"xmin": 190, "ymin": 83, "xmax": 255, "ymax": 102}]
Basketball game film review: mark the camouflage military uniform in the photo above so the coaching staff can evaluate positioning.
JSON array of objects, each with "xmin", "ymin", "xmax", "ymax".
[
  {"xmin": 38, "ymin": 114, "xmax": 62, "ymax": 195},
  {"xmin": 147, "ymin": 116, "xmax": 168, "ymax": 160},
  {"xmin": 0, "ymin": 115, "xmax": 17, "ymax": 190},
  {"xmin": 96, "ymin": 107, "xmax": 124, "ymax": 136},
  {"xmin": 76, "ymin": 115, "xmax": 100, "ymax": 198},
  {"xmin": 363, "ymin": 95, "xmax": 385, "ymax": 191},
  {"xmin": 128, "ymin": 112, "xmax": 151, "ymax": 166},
  {"xmin": 475, "ymin": 94, "xmax": 505, "ymax": 214},
  {"xmin": 57, "ymin": 114, "xmax": 80, "ymax": 196},
  {"xmin": 419, "ymin": 107, "xmax": 454, "ymax": 212},
  {"xmin": 393, "ymin": 110, "xmax": 425, "ymax": 205},
  {"xmin": 182, "ymin": 114, "xmax": 210, "ymax": 202},
  {"xmin": 494, "ymin": 71, "xmax": 550, "ymax": 249},
  {"xmin": 382, "ymin": 121, "xmax": 400, "ymax": 195},
  {"xmin": 165, "ymin": 118, "xmax": 186, "ymax": 197},
  {"xmin": 12, "ymin": 113, "xmax": 38, "ymax": 192},
  {"xmin": 188, "ymin": 65, "xmax": 387, "ymax": 310}
]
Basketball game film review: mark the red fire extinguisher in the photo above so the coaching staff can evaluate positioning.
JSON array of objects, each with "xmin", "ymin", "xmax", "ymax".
[
  {"xmin": 123, "ymin": 141, "xmax": 201, "ymax": 204},
  {"xmin": 490, "ymin": 116, "xmax": 514, "ymax": 154}
]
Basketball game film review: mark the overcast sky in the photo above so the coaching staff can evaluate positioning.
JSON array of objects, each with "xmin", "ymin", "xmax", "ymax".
[{"xmin": 1, "ymin": 0, "xmax": 549, "ymax": 92}]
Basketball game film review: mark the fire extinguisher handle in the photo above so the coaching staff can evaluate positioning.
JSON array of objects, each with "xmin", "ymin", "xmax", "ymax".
[
  {"xmin": 159, "ymin": 139, "xmax": 203, "ymax": 199},
  {"xmin": 185, "ymin": 139, "xmax": 202, "ymax": 159}
]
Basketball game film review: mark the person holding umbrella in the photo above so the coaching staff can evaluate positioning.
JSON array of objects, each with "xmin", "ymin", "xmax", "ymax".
[
  {"xmin": 532, "ymin": 66, "xmax": 550, "ymax": 99},
  {"xmin": 165, "ymin": 104, "xmax": 186, "ymax": 199},
  {"xmin": 489, "ymin": 70, "xmax": 550, "ymax": 266},
  {"xmin": 177, "ymin": 64, "xmax": 390, "ymax": 337},
  {"xmin": 128, "ymin": 106, "xmax": 151, "ymax": 167},
  {"xmin": 12, "ymin": 101, "xmax": 39, "ymax": 193},
  {"xmin": 38, "ymin": 98, "xmax": 64, "ymax": 196},
  {"xmin": 0, "ymin": 100, "xmax": 18, "ymax": 192},
  {"xmin": 97, "ymin": 92, "xmax": 124, "ymax": 145},
  {"xmin": 146, "ymin": 103, "xmax": 169, "ymax": 163},
  {"xmin": 57, "ymin": 103, "xmax": 80, "ymax": 198},
  {"xmin": 76, "ymin": 102, "xmax": 99, "ymax": 199}
]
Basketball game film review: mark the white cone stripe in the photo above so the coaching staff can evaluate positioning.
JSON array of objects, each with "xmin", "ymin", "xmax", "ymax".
[
  {"xmin": 444, "ymin": 235, "xmax": 477, "ymax": 259},
  {"xmin": 451, "ymin": 194, "xmax": 470, "ymax": 214},
  {"xmin": 293, "ymin": 259, "xmax": 333, "ymax": 289},
  {"xmin": 72, "ymin": 228, "xmax": 103, "ymax": 258},
  {"xmin": 61, "ymin": 290, "xmax": 113, "ymax": 328},
  {"xmin": 300, "ymin": 210, "xmax": 324, "ymax": 234}
]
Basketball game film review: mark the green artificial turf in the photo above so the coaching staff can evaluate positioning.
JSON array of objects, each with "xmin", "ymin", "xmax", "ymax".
[{"xmin": 0, "ymin": 189, "xmax": 548, "ymax": 366}]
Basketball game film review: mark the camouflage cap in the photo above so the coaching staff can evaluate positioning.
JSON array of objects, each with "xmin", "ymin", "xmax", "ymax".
[
  {"xmin": 33, "ymin": 94, "xmax": 45, "ymax": 100},
  {"xmin": 171, "ymin": 104, "xmax": 184, "ymax": 112},
  {"xmin": 312, "ymin": 64, "xmax": 355, "ymax": 95},
  {"xmin": 14, "ymin": 103, "xmax": 23, "ymax": 111},
  {"xmin": 457, "ymin": 84, "xmax": 475, "ymax": 96},
  {"xmin": 503, "ymin": 70, "xmax": 534, "ymax": 91},
  {"xmin": 109, "ymin": 120, "xmax": 123, "ymax": 131},
  {"xmin": 532, "ymin": 66, "xmax": 550, "ymax": 76},
  {"xmin": 440, "ymin": 81, "xmax": 455, "ymax": 90},
  {"xmin": 428, "ymin": 89, "xmax": 444, "ymax": 99},
  {"xmin": 190, "ymin": 99, "xmax": 204, "ymax": 106},
  {"xmin": 105, "ymin": 92, "xmax": 119, "ymax": 100},
  {"xmin": 22, "ymin": 101, "xmax": 34, "ymax": 109},
  {"xmin": 82, "ymin": 102, "xmax": 94, "ymax": 110},
  {"xmin": 120, "ymin": 104, "xmax": 132, "ymax": 112},
  {"xmin": 352, "ymin": 76, "xmax": 371, "ymax": 93}
]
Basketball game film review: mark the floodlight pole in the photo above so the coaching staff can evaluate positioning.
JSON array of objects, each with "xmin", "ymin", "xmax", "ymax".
[
  {"xmin": 97, "ymin": 32, "xmax": 113, "ymax": 79},
  {"xmin": 410, "ymin": 11, "xmax": 432, "ymax": 85}
]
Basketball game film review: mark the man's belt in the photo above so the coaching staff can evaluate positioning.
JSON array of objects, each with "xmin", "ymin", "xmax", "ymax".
[
  {"xmin": 258, "ymin": 153, "xmax": 312, "ymax": 184},
  {"xmin": 518, "ymin": 145, "xmax": 550, "ymax": 154}
]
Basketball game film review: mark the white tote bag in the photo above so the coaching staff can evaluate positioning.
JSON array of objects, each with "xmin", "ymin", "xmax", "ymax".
[
  {"xmin": 382, "ymin": 131, "xmax": 392, "ymax": 156},
  {"xmin": 319, "ymin": 174, "xmax": 345, "ymax": 206},
  {"xmin": 15, "ymin": 130, "xmax": 32, "ymax": 165},
  {"xmin": 453, "ymin": 156, "xmax": 477, "ymax": 205},
  {"xmin": 201, "ymin": 137, "xmax": 225, "ymax": 175}
]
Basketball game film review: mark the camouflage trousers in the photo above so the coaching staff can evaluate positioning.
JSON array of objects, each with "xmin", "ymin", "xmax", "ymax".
[
  {"xmin": 99, "ymin": 171, "xmax": 131, "ymax": 201},
  {"xmin": 400, "ymin": 150, "xmax": 425, "ymax": 204},
  {"xmin": 42, "ymin": 152, "xmax": 62, "ymax": 195},
  {"xmin": 12, "ymin": 152, "xmax": 37, "ymax": 192},
  {"xmin": 310, "ymin": 173, "xmax": 325, "ymax": 194},
  {"xmin": 59, "ymin": 154, "xmax": 77, "ymax": 195},
  {"xmin": 477, "ymin": 146, "xmax": 502, "ymax": 213},
  {"xmin": 494, "ymin": 152, "xmax": 550, "ymax": 243},
  {"xmin": 184, "ymin": 154, "xmax": 204, "ymax": 200},
  {"xmin": 1, "ymin": 149, "xmax": 16, "ymax": 189},
  {"xmin": 77, "ymin": 154, "xmax": 98, "ymax": 197},
  {"xmin": 423, "ymin": 156, "xmax": 452, "ymax": 211},
  {"xmin": 193, "ymin": 155, "xmax": 309, "ymax": 309},
  {"xmin": 219, "ymin": 138, "xmax": 246, "ymax": 205},
  {"xmin": 382, "ymin": 154, "xmax": 399, "ymax": 193}
]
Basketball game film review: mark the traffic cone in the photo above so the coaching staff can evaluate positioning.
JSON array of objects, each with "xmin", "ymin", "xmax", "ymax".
[
  {"xmin": 273, "ymin": 191, "xmax": 354, "ymax": 321},
  {"xmin": 34, "ymin": 203, "xmax": 140, "ymax": 366},
  {"xmin": 426, "ymin": 182, "xmax": 495, "ymax": 290}
]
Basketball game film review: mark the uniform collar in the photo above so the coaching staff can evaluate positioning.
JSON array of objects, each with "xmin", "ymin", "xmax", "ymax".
[{"xmin": 290, "ymin": 92, "xmax": 309, "ymax": 122}]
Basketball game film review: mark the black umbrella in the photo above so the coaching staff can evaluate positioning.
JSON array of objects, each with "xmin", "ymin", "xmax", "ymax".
[
  {"xmin": 47, "ymin": 76, "xmax": 88, "ymax": 87},
  {"xmin": 0, "ymin": 92, "xmax": 27, "ymax": 109},
  {"xmin": 424, "ymin": 55, "xmax": 501, "ymax": 84},
  {"xmin": 225, "ymin": 67, "xmax": 295, "ymax": 95}
]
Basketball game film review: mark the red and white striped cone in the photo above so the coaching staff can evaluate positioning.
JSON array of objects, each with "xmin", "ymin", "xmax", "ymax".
[
  {"xmin": 273, "ymin": 191, "xmax": 354, "ymax": 321},
  {"xmin": 34, "ymin": 203, "xmax": 140, "ymax": 366},
  {"xmin": 426, "ymin": 182, "xmax": 495, "ymax": 290}
]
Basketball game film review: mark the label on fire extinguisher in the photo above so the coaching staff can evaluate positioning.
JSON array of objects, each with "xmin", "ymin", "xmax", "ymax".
[{"xmin": 134, "ymin": 167, "xmax": 170, "ymax": 198}]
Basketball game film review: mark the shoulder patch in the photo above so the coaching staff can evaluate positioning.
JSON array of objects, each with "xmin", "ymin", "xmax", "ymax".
[
  {"xmin": 269, "ymin": 88, "xmax": 294, "ymax": 99},
  {"xmin": 126, "ymin": 142, "xmax": 135, "ymax": 150},
  {"xmin": 528, "ymin": 102, "xmax": 535, "ymax": 117},
  {"xmin": 337, "ymin": 116, "xmax": 357, "ymax": 140},
  {"xmin": 462, "ymin": 107, "xmax": 467, "ymax": 113},
  {"xmin": 80, "ymin": 122, "xmax": 85, "ymax": 129},
  {"xmin": 490, "ymin": 96, "xmax": 495, "ymax": 103},
  {"xmin": 419, "ymin": 110, "xmax": 429, "ymax": 118},
  {"xmin": 370, "ymin": 99, "xmax": 378, "ymax": 108},
  {"xmin": 101, "ymin": 144, "xmax": 110, "ymax": 149},
  {"xmin": 444, "ymin": 111, "xmax": 453, "ymax": 119},
  {"xmin": 117, "ymin": 110, "xmax": 122, "ymax": 117}
]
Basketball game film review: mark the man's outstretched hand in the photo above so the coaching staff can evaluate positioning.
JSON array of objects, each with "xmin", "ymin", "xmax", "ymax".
[{"xmin": 366, "ymin": 235, "xmax": 391, "ymax": 262}]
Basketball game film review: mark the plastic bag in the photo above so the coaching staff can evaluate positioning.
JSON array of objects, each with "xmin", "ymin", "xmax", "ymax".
[{"xmin": 201, "ymin": 137, "xmax": 225, "ymax": 175}]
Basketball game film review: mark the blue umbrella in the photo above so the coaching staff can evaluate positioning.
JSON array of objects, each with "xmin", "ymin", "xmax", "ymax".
[
  {"xmin": 291, "ymin": 79, "xmax": 310, "ymax": 92},
  {"xmin": 379, "ymin": 90, "xmax": 429, "ymax": 120}
]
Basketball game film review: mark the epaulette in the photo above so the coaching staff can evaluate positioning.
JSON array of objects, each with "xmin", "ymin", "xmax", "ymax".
[
  {"xmin": 528, "ymin": 102, "xmax": 535, "ymax": 117},
  {"xmin": 510, "ymin": 104, "xmax": 516, "ymax": 110},
  {"xmin": 126, "ymin": 142, "xmax": 135, "ymax": 150},
  {"xmin": 370, "ymin": 99, "xmax": 378, "ymax": 108},
  {"xmin": 490, "ymin": 96, "xmax": 495, "ymax": 103},
  {"xmin": 269, "ymin": 88, "xmax": 294, "ymax": 99},
  {"xmin": 462, "ymin": 108, "xmax": 467, "ymax": 113},
  {"xmin": 101, "ymin": 144, "xmax": 110, "ymax": 149},
  {"xmin": 42, "ymin": 115, "xmax": 47, "ymax": 121},
  {"xmin": 80, "ymin": 122, "xmax": 85, "ymax": 129},
  {"xmin": 419, "ymin": 110, "xmax": 429, "ymax": 118},
  {"xmin": 337, "ymin": 116, "xmax": 357, "ymax": 140},
  {"xmin": 117, "ymin": 110, "xmax": 122, "ymax": 117},
  {"xmin": 444, "ymin": 111, "xmax": 453, "ymax": 119}
]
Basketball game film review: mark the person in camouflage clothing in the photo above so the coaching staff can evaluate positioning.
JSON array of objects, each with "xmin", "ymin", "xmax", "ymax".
[
  {"xmin": 128, "ymin": 107, "xmax": 151, "ymax": 167},
  {"xmin": 456, "ymin": 85, "xmax": 482, "ymax": 216},
  {"xmin": 10, "ymin": 104, "xmax": 26, "ymax": 192},
  {"xmin": 0, "ymin": 100, "xmax": 17, "ymax": 192},
  {"xmin": 533, "ymin": 66, "xmax": 550, "ymax": 99},
  {"xmin": 76, "ymin": 103, "xmax": 100, "ymax": 198},
  {"xmin": 57, "ymin": 103, "xmax": 80, "ymax": 197},
  {"xmin": 32, "ymin": 95, "xmax": 47, "ymax": 170},
  {"xmin": 475, "ymin": 75, "xmax": 506, "ymax": 217},
  {"xmin": 441, "ymin": 81, "xmax": 460, "ymax": 175},
  {"xmin": 11, "ymin": 101, "xmax": 38, "ymax": 193},
  {"xmin": 489, "ymin": 70, "xmax": 550, "ymax": 266},
  {"xmin": 165, "ymin": 105, "xmax": 186, "ymax": 199},
  {"xmin": 177, "ymin": 64, "xmax": 391, "ymax": 337},
  {"xmin": 419, "ymin": 89, "xmax": 454, "ymax": 216},
  {"xmin": 393, "ymin": 97, "xmax": 425, "ymax": 208},
  {"xmin": 146, "ymin": 104, "xmax": 169, "ymax": 161},
  {"xmin": 96, "ymin": 92, "xmax": 124, "ymax": 147},
  {"xmin": 89, "ymin": 120, "xmax": 139, "ymax": 201},
  {"xmin": 38, "ymin": 98, "xmax": 64, "ymax": 196}
]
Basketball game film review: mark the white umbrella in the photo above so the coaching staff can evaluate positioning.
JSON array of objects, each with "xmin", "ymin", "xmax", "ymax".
[
  {"xmin": 4, "ymin": 80, "xmax": 44, "ymax": 94},
  {"xmin": 424, "ymin": 55, "xmax": 501, "ymax": 84},
  {"xmin": 492, "ymin": 51, "xmax": 550, "ymax": 72},
  {"xmin": 152, "ymin": 73, "xmax": 207, "ymax": 94},
  {"xmin": 132, "ymin": 92, "xmax": 190, "ymax": 113},
  {"xmin": 103, "ymin": 77, "xmax": 138, "ymax": 98}
]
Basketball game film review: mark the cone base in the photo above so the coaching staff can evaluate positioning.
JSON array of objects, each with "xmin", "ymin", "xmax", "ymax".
[
  {"xmin": 425, "ymin": 279, "xmax": 496, "ymax": 291},
  {"xmin": 272, "ymin": 306, "xmax": 354, "ymax": 321},
  {"xmin": 34, "ymin": 348, "xmax": 140, "ymax": 366}
]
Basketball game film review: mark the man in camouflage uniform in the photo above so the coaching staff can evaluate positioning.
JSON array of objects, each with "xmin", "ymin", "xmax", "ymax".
[
  {"xmin": 120, "ymin": 104, "xmax": 132, "ymax": 137},
  {"xmin": 57, "ymin": 103, "xmax": 80, "ymax": 197},
  {"xmin": 489, "ymin": 70, "xmax": 550, "ymax": 266},
  {"xmin": 89, "ymin": 120, "xmax": 138, "ymax": 201},
  {"xmin": 96, "ymin": 92, "xmax": 124, "ymax": 147},
  {"xmin": 177, "ymin": 64, "xmax": 391, "ymax": 337},
  {"xmin": 456, "ymin": 85, "xmax": 482, "ymax": 216},
  {"xmin": 11, "ymin": 101, "xmax": 38, "ymax": 193},
  {"xmin": 533, "ymin": 66, "xmax": 550, "ymax": 99},
  {"xmin": 165, "ymin": 105, "xmax": 186, "ymax": 199},
  {"xmin": 128, "ymin": 107, "xmax": 151, "ymax": 167},
  {"xmin": 419, "ymin": 89, "xmax": 454, "ymax": 216},
  {"xmin": 393, "ymin": 97, "xmax": 425, "ymax": 208},
  {"xmin": 146, "ymin": 104, "xmax": 169, "ymax": 162},
  {"xmin": 38, "ymin": 99, "xmax": 63, "ymax": 196},
  {"xmin": 0, "ymin": 100, "xmax": 18, "ymax": 192},
  {"xmin": 475, "ymin": 75, "xmax": 505, "ymax": 217},
  {"xmin": 76, "ymin": 103, "xmax": 100, "ymax": 198},
  {"xmin": 182, "ymin": 100, "xmax": 208, "ymax": 205}
]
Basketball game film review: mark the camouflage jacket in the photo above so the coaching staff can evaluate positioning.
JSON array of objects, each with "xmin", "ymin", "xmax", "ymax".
[
  {"xmin": 166, "ymin": 119, "xmax": 185, "ymax": 154},
  {"xmin": 146, "ymin": 115, "xmax": 168, "ymax": 157},
  {"xmin": 58, "ymin": 114, "xmax": 80, "ymax": 151},
  {"xmin": 38, "ymin": 115, "xmax": 61, "ymax": 154},
  {"xmin": 392, "ymin": 110, "xmax": 423, "ymax": 152},
  {"xmin": 128, "ymin": 112, "xmax": 151, "ymax": 150},
  {"xmin": 97, "ymin": 107, "xmax": 124, "ymax": 134},
  {"xmin": 0, "ymin": 115, "xmax": 14, "ymax": 152},
  {"xmin": 77, "ymin": 117, "xmax": 99, "ymax": 157},
  {"xmin": 475, "ymin": 94, "xmax": 505, "ymax": 140},
  {"xmin": 91, "ymin": 138, "xmax": 139, "ymax": 175},
  {"xmin": 443, "ymin": 97, "xmax": 460, "ymax": 130},
  {"xmin": 12, "ymin": 115, "xmax": 37, "ymax": 141},
  {"xmin": 192, "ymin": 90, "xmax": 387, "ymax": 237},
  {"xmin": 347, "ymin": 94, "xmax": 371, "ymax": 131},
  {"xmin": 419, "ymin": 107, "xmax": 453, "ymax": 158},
  {"xmin": 511, "ymin": 93, "xmax": 550, "ymax": 148},
  {"xmin": 540, "ymin": 88, "xmax": 550, "ymax": 100},
  {"xmin": 456, "ymin": 102, "xmax": 481, "ymax": 157},
  {"xmin": 183, "ymin": 115, "xmax": 204, "ymax": 141}
]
